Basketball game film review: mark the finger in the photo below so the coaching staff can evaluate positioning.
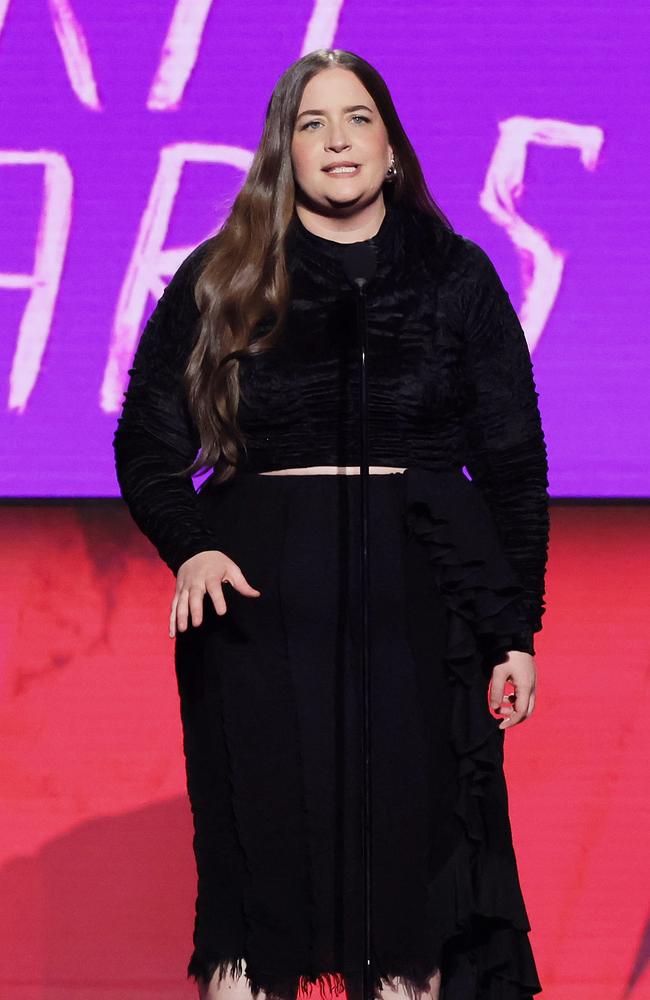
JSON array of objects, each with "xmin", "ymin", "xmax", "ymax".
[
  {"xmin": 514, "ymin": 684, "xmax": 532, "ymax": 717},
  {"xmin": 231, "ymin": 566, "xmax": 262, "ymax": 596},
  {"xmin": 175, "ymin": 586, "xmax": 191, "ymax": 633},
  {"xmin": 188, "ymin": 584, "xmax": 207, "ymax": 628},
  {"xmin": 490, "ymin": 691, "xmax": 515, "ymax": 717},
  {"xmin": 169, "ymin": 592, "xmax": 179, "ymax": 638},
  {"xmin": 499, "ymin": 706, "xmax": 522, "ymax": 729},
  {"xmin": 526, "ymin": 689, "xmax": 536, "ymax": 718},
  {"xmin": 489, "ymin": 676, "xmax": 506, "ymax": 710},
  {"xmin": 206, "ymin": 579, "xmax": 228, "ymax": 616},
  {"xmin": 499, "ymin": 691, "xmax": 532, "ymax": 729}
]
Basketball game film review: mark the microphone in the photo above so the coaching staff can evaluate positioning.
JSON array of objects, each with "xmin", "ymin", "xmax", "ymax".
[
  {"xmin": 340, "ymin": 234, "xmax": 377, "ymax": 1000},
  {"xmin": 341, "ymin": 239, "xmax": 378, "ymax": 290}
]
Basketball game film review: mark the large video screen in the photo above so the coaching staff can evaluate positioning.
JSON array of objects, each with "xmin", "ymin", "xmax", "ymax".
[{"xmin": 1, "ymin": 1, "xmax": 646, "ymax": 497}]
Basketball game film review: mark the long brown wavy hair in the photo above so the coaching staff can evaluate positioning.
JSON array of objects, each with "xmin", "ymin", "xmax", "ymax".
[{"xmin": 181, "ymin": 48, "xmax": 454, "ymax": 484}]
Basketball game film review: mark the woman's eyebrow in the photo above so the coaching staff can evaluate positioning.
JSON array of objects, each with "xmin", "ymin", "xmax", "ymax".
[{"xmin": 296, "ymin": 104, "xmax": 374, "ymax": 120}]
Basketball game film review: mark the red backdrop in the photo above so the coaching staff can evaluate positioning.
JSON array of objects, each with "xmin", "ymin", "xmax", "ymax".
[{"xmin": 0, "ymin": 502, "xmax": 648, "ymax": 1000}]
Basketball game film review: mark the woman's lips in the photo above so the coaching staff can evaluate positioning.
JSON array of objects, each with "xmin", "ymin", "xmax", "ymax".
[{"xmin": 323, "ymin": 165, "xmax": 361, "ymax": 176}]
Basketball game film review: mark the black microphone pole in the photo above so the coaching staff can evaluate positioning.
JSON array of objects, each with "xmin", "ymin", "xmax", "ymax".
[{"xmin": 341, "ymin": 239, "xmax": 378, "ymax": 1000}]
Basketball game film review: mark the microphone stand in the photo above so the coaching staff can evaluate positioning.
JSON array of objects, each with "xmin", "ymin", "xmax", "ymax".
[{"xmin": 342, "ymin": 242, "xmax": 378, "ymax": 1000}]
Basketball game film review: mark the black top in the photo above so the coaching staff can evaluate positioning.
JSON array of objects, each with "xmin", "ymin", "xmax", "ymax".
[{"xmin": 113, "ymin": 199, "xmax": 550, "ymax": 652}]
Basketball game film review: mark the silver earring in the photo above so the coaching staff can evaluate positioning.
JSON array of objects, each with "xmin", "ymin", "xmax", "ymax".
[{"xmin": 385, "ymin": 155, "xmax": 397, "ymax": 181}]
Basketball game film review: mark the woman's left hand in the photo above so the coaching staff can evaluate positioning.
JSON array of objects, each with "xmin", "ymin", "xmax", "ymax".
[{"xmin": 489, "ymin": 651, "xmax": 537, "ymax": 729}]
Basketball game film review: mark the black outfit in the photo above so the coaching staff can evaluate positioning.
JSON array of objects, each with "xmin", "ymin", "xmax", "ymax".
[{"xmin": 113, "ymin": 199, "xmax": 549, "ymax": 1000}]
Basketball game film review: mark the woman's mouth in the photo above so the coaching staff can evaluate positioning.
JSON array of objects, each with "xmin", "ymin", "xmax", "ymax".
[{"xmin": 323, "ymin": 164, "xmax": 361, "ymax": 176}]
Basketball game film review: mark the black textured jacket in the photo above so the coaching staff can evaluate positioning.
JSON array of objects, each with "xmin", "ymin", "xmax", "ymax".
[{"xmin": 113, "ymin": 199, "xmax": 550, "ymax": 652}]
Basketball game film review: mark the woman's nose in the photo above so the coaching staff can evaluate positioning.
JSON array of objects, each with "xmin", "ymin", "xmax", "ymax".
[
  {"xmin": 324, "ymin": 123, "xmax": 351, "ymax": 150},
  {"xmin": 326, "ymin": 135, "xmax": 351, "ymax": 152}
]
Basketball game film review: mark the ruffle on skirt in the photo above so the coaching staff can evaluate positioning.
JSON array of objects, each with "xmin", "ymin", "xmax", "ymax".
[
  {"xmin": 393, "ymin": 468, "xmax": 543, "ymax": 999},
  {"xmin": 185, "ymin": 467, "xmax": 543, "ymax": 1000}
]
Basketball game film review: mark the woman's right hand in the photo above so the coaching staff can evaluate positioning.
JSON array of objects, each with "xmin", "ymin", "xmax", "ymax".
[{"xmin": 169, "ymin": 550, "xmax": 261, "ymax": 638}]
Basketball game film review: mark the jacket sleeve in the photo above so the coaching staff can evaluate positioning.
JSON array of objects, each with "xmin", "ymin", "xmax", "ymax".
[
  {"xmin": 460, "ymin": 239, "xmax": 550, "ymax": 655},
  {"xmin": 112, "ymin": 241, "xmax": 224, "ymax": 576}
]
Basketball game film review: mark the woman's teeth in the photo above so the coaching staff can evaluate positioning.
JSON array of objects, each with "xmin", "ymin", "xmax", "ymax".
[{"xmin": 326, "ymin": 166, "xmax": 359, "ymax": 173}]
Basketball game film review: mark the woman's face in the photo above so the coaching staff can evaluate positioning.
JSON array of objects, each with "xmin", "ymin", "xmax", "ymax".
[{"xmin": 290, "ymin": 67, "xmax": 393, "ymax": 215}]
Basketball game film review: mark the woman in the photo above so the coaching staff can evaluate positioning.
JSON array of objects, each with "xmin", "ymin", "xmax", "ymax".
[{"xmin": 113, "ymin": 49, "xmax": 548, "ymax": 1000}]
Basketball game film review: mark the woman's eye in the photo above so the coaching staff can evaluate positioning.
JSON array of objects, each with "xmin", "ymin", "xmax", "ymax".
[{"xmin": 301, "ymin": 115, "xmax": 370, "ymax": 130}]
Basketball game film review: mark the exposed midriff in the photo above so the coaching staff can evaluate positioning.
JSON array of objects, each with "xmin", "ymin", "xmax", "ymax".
[{"xmin": 258, "ymin": 466, "xmax": 407, "ymax": 475}]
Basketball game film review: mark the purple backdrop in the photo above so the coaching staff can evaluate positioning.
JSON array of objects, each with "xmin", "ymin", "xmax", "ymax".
[{"xmin": 0, "ymin": 1, "xmax": 647, "ymax": 497}]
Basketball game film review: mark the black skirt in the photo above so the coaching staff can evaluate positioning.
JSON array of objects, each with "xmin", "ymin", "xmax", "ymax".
[{"xmin": 174, "ymin": 467, "xmax": 543, "ymax": 1000}]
